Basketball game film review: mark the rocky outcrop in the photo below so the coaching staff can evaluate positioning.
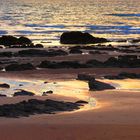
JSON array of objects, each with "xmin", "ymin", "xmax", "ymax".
[
  {"xmin": 88, "ymin": 79, "xmax": 115, "ymax": 91},
  {"xmin": 13, "ymin": 90, "xmax": 35, "ymax": 96},
  {"xmin": 60, "ymin": 31, "xmax": 108, "ymax": 44},
  {"xmin": 5, "ymin": 63, "xmax": 35, "ymax": 71},
  {"xmin": 0, "ymin": 99, "xmax": 81, "ymax": 118},
  {"xmin": 69, "ymin": 48, "xmax": 83, "ymax": 54}
]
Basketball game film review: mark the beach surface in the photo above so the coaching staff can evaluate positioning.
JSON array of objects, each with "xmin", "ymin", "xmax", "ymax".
[{"xmin": 0, "ymin": 68, "xmax": 140, "ymax": 140}]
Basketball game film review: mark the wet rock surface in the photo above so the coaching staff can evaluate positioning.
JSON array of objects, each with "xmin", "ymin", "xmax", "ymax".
[
  {"xmin": 0, "ymin": 99, "xmax": 81, "ymax": 118},
  {"xmin": 13, "ymin": 90, "xmax": 35, "ymax": 96}
]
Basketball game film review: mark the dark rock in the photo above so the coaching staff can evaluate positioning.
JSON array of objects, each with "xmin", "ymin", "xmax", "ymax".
[
  {"xmin": 130, "ymin": 39, "xmax": 140, "ymax": 43},
  {"xmin": 75, "ymin": 100, "xmax": 88, "ymax": 104},
  {"xmin": 88, "ymin": 79, "xmax": 115, "ymax": 91},
  {"xmin": 13, "ymin": 90, "xmax": 35, "ymax": 96},
  {"xmin": 0, "ymin": 94, "xmax": 7, "ymax": 97},
  {"xmin": 18, "ymin": 36, "xmax": 32, "ymax": 45},
  {"xmin": 35, "ymin": 44, "xmax": 44, "ymax": 48},
  {"xmin": 0, "ymin": 83, "xmax": 10, "ymax": 88},
  {"xmin": 5, "ymin": 63, "xmax": 35, "ymax": 71},
  {"xmin": 0, "ymin": 99, "xmax": 81, "ymax": 118},
  {"xmin": 105, "ymin": 72, "xmax": 140, "ymax": 79},
  {"xmin": 77, "ymin": 74, "xmax": 95, "ymax": 81},
  {"xmin": 86, "ymin": 59, "xmax": 103, "ymax": 67},
  {"xmin": 104, "ymin": 57, "xmax": 118, "ymax": 67},
  {"xmin": 38, "ymin": 60, "xmax": 86, "ymax": 69},
  {"xmin": 16, "ymin": 49, "xmax": 67, "ymax": 57},
  {"xmin": 42, "ymin": 90, "xmax": 53, "ymax": 96},
  {"xmin": 60, "ymin": 31, "xmax": 108, "ymax": 44},
  {"xmin": 44, "ymin": 81, "xmax": 48, "ymax": 84},
  {"xmin": 0, "ymin": 52, "xmax": 13, "ymax": 57},
  {"xmin": 19, "ymin": 84, "xmax": 23, "ymax": 86},
  {"xmin": 0, "ymin": 36, "xmax": 32, "ymax": 47},
  {"xmin": 69, "ymin": 48, "xmax": 83, "ymax": 54},
  {"xmin": 0, "ymin": 36, "xmax": 18, "ymax": 46}
]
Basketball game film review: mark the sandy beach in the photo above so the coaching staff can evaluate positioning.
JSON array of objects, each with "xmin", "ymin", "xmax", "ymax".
[{"xmin": 0, "ymin": 66, "xmax": 140, "ymax": 140}]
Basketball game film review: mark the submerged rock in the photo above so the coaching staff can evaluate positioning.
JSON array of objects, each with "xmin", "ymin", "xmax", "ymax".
[
  {"xmin": 60, "ymin": 31, "xmax": 108, "ymax": 44},
  {"xmin": 13, "ymin": 90, "xmax": 35, "ymax": 96}
]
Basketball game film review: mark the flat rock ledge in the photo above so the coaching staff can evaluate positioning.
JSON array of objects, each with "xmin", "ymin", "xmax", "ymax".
[{"xmin": 0, "ymin": 99, "xmax": 83, "ymax": 118}]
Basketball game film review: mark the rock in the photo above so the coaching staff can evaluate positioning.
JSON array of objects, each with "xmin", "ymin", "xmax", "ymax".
[
  {"xmin": 60, "ymin": 31, "xmax": 108, "ymax": 44},
  {"xmin": 0, "ymin": 36, "xmax": 18, "ymax": 46},
  {"xmin": 16, "ymin": 49, "xmax": 67, "ymax": 57},
  {"xmin": 105, "ymin": 72, "xmax": 140, "ymax": 79},
  {"xmin": 75, "ymin": 100, "xmax": 88, "ymax": 104},
  {"xmin": 0, "ymin": 99, "xmax": 81, "ymax": 118},
  {"xmin": 38, "ymin": 60, "xmax": 86, "ymax": 69},
  {"xmin": 77, "ymin": 74, "xmax": 95, "ymax": 81},
  {"xmin": 0, "ymin": 83, "xmax": 10, "ymax": 88},
  {"xmin": 0, "ymin": 52, "xmax": 13, "ymax": 57},
  {"xmin": 86, "ymin": 59, "xmax": 103, "ymax": 67},
  {"xmin": 13, "ymin": 90, "xmax": 35, "ymax": 96},
  {"xmin": 104, "ymin": 57, "xmax": 118, "ymax": 67},
  {"xmin": 69, "ymin": 48, "xmax": 83, "ymax": 54},
  {"xmin": 130, "ymin": 39, "xmax": 140, "ymax": 43},
  {"xmin": 0, "ymin": 36, "xmax": 32, "ymax": 46},
  {"xmin": 19, "ymin": 84, "xmax": 23, "ymax": 86},
  {"xmin": 88, "ymin": 79, "xmax": 115, "ymax": 91},
  {"xmin": 44, "ymin": 81, "xmax": 48, "ymax": 84},
  {"xmin": 0, "ymin": 94, "xmax": 7, "ymax": 97},
  {"xmin": 35, "ymin": 44, "xmax": 44, "ymax": 48},
  {"xmin": 42, "ymin": 90, "xmax": 53, "ymax": 96},
  {"xmin": 18, "ymin": 36, "xmax": 32, "ymax": 45},
  {"xmin": 5, "ymin": 63, "xmax": 35, "ymax": 71}
]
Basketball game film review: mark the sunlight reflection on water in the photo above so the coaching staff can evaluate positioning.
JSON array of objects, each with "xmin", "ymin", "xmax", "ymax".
[{"xmin": 0, "ymin": 0, "xmax": 140, "ymax": 46}]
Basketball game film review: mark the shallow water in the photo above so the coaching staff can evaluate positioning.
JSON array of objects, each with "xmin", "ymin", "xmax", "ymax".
[
  {"xmin": 0, "ymin": 0, "xmax": 140, "ymax": 46},
  {"xmin": 0, "ymin": 77, "xmax": 97, "ymax": 110}
]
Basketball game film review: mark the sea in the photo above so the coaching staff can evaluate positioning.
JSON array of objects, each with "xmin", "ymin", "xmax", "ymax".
[{"xmin": 0, "ymin": 0, "xmax": 140, "ymax": 46}]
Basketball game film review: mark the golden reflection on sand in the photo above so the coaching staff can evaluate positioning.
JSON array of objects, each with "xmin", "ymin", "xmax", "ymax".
[{"xmin": 101, "ymin": 79, "xmax": 140, "ymax": 91}]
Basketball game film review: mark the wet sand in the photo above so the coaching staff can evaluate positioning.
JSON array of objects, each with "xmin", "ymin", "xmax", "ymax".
[{"xmin": 0, "ymin": 68, "xmax": 140, "ymax": 140}]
